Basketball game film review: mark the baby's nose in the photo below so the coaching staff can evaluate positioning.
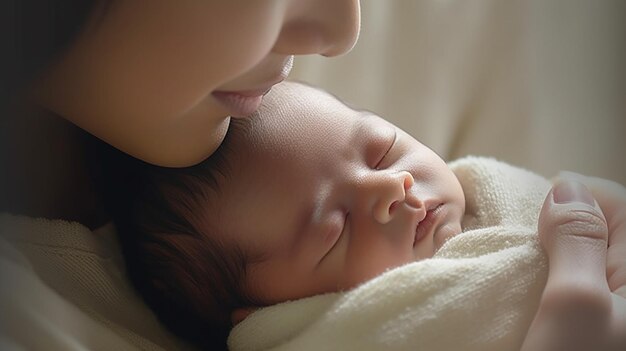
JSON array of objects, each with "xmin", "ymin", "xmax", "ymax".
[{"xmin": 368, "ymin": 170, "xmax": 414, "ymax": 224}]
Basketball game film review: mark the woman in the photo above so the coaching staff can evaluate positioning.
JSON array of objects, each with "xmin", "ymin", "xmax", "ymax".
[{"xmin": 1, "ymin": 1, "xmax": 623, "ymax": 350}]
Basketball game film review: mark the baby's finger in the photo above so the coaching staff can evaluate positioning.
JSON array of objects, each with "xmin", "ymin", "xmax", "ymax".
[
  {"xmin": 538, "ymin": 179, "xmax": 611, "ymax": 315},
  {"xmin": 556, "ymin": 171, "xmax": 626, "ymax": 295},
  {"xmin": 522, "ymin": 179, "xmax": 613, "ymax": 351}
]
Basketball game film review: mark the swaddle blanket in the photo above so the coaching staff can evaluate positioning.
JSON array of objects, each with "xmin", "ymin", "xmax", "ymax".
[{"xmin": 229, "ymin": 156, "xmax": 552, "ymax": 351}]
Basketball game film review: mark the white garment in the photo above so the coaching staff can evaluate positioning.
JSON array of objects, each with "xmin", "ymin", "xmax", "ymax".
[{"xmin": 0, "ymin": 216, "xmax": 194, "ymax": 351}]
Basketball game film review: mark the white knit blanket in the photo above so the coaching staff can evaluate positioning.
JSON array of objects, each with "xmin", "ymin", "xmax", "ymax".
[{"xmin": 228, "ymin": 156, "xmax": 552, "ymax": 351}]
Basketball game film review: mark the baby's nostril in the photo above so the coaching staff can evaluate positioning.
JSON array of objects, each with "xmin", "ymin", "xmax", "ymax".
[{"xmin": 389, "ymin": 201, "xmax": 400, "ymax": 215}]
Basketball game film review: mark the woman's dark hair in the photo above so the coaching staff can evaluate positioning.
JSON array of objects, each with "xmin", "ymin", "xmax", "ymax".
[
  {"xmin": 89, "ymin": 118, "xmax": 258, "ymax": 350},
  {"xmin": 2, "ymin": 0, "xmax": 101, "ymax": 199},
  {"xmin": 3, "ymin": 0, "xmax": 99, "ymax": 99}
]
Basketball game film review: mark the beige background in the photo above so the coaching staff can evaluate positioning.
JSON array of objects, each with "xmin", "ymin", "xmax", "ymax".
[{"xmin": 290, "ymin": 0, "xmax": 626, "ymax": 184}]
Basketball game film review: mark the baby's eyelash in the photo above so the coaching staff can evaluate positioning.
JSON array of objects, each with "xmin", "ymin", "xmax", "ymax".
[{"xmin": 375, "ymin": 129, "xmax": 398, "ymax": 170}]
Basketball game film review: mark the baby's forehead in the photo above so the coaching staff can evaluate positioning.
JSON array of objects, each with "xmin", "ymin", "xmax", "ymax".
[
  {"xmin": 270, "ymin": 81, "xmax": 334, "ymax": 100},
  {"xmin": 243, "ymin": 83, "xmax": 382, "ymax": 155},
  {"xmin": 260, "ymin": 82, "xmax": 350, "ymax": 116},
  {"xmin": 223, "ymin": 82, "xmax": 356, "ymax": 169}
]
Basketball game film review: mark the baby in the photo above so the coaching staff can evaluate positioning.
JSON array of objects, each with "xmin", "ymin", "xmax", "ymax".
[{"xmin": 97, "ymin": 82, "xmax": 626, "ymax": 350}]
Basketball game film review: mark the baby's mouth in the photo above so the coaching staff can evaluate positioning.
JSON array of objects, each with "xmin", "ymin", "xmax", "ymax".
[{"xmin": 413, "ymin": 204, "xmax": 443, "ymax": 247}]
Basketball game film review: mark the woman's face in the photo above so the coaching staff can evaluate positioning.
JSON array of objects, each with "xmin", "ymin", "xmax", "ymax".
[{"xmin": 36, "ymin": 0, "xmax": 360, "ymax": 167}]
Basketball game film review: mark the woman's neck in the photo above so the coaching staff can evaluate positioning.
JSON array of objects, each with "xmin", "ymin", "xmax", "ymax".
[{"xmin": 1, "ymin": 101, "xmax": 109, "ymax": 229}]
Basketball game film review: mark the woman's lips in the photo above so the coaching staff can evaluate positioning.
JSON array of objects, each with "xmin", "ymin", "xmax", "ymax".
[
  {"xmin": 413, "ymin": 204, "xmax": 443, "ymax": 247},
  {"xmin": 213, "ymin": 56, "xmax": 294, "ymax": 118},
  {"xmin": 212, "ymin": 90, "xmax": 267, "ymax": 118}
]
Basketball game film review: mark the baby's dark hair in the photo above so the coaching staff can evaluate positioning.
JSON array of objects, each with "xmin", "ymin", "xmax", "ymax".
[{"xmin": 89, "ymin": 118, "xmax": 257, "ymax": 350}]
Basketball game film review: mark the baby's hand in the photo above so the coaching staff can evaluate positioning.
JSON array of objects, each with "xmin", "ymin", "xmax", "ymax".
[
  {"xmin": 522, "ymin": 178, "xmax": 626, "ymax": 351},
  {"xmin": 557, "ymin": 172, "xmax": 626, "ymax": 297}
]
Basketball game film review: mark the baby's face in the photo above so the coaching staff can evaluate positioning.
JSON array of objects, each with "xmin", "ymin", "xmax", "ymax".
[{"xmin": 217, "ymin": 82, "xmax": 465, "ymax": 305}]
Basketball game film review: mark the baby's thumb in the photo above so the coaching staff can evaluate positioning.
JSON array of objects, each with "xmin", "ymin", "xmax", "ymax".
[
  {"xmin": 525, "ymin": 180, "xmax": 617, "ymax": 351},
  {"xmin": 538, "ymin": 178, "xmax": 610, "ymax": 308}
]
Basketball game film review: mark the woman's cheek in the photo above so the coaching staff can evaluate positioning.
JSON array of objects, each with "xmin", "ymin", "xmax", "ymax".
[{"xmin": 199, "ymin": 3, "xmax": 287, "ymax": 82}]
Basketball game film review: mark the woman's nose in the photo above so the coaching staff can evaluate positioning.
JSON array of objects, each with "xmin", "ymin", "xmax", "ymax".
[
  {"xmin": 360, "ymin": 170, "xmax": 415, "ymax": 224},
  {"xmin": 272, "ymin": 0, "xmax": 361, "ymax": 57}
]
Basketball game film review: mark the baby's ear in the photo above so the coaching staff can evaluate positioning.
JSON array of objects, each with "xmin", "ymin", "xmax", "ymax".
[{"xmin": 231, "ymin": 307, "xmax": 258, "ymax": 325}]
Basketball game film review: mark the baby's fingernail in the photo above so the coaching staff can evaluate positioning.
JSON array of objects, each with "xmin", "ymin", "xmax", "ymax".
[
  {"xmin": 558, "ymin": 170, "xmax": 585, "ymax": 180},
  {"xmin": 553, "ymin": 179, "xmax": 595, "ymax": 205}
]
